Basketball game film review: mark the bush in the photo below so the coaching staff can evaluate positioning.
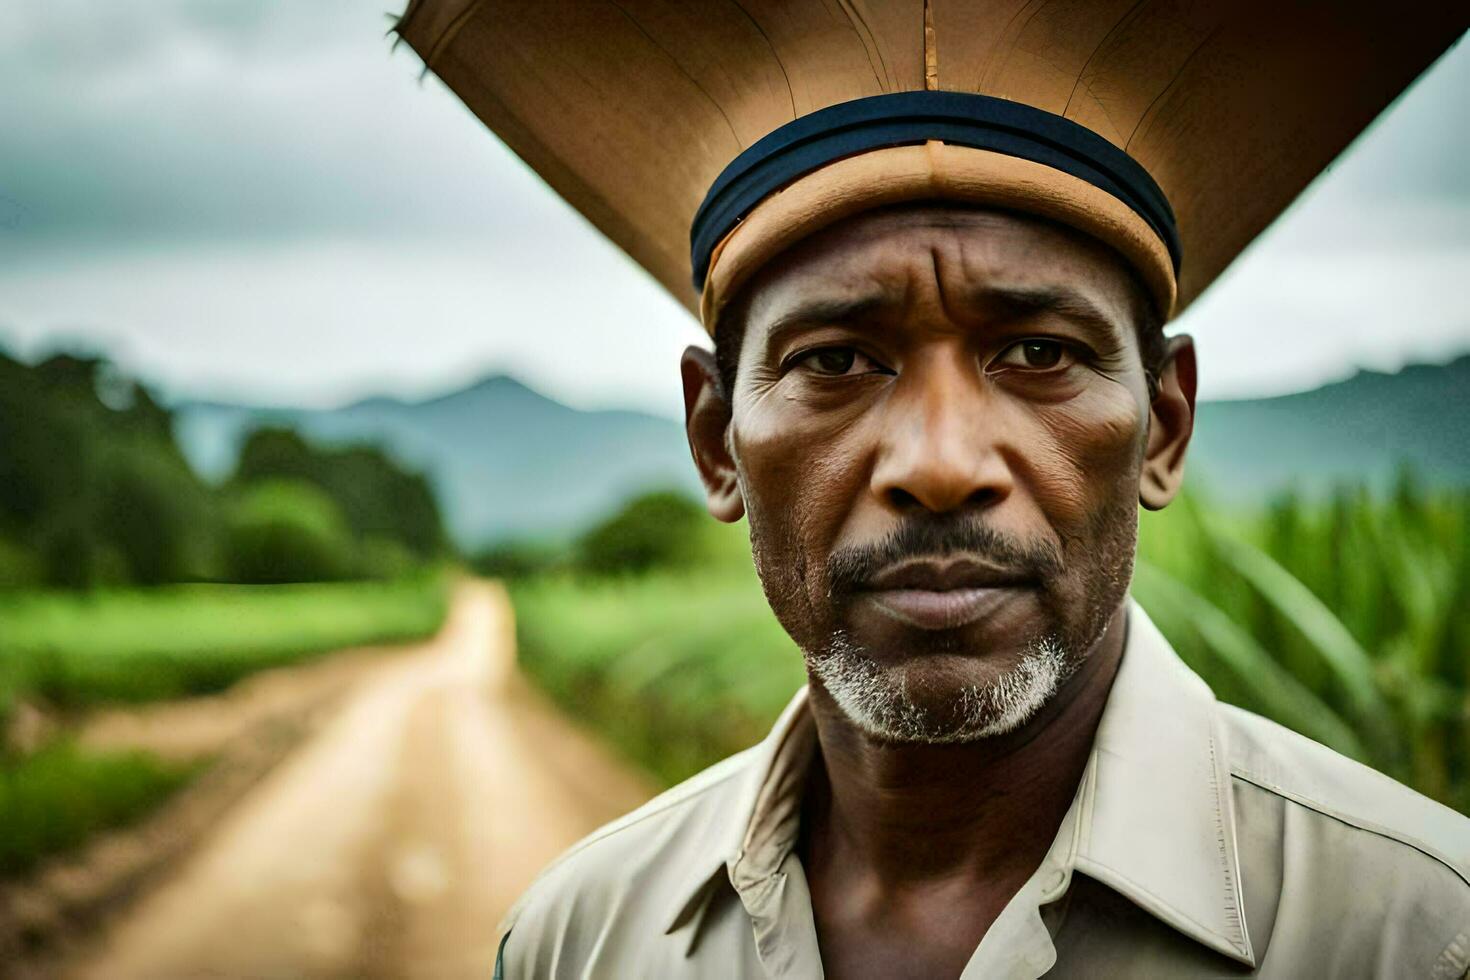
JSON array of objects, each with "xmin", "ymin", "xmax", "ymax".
[
  {"xmin": 357, "ymin": 536, "xmax": 418, "ymax": 580},
  {"xmin": 224, "ymin": 479, "xmax": 357, "ymax": 584},
  {"xmin": 512, "ymin": 568, "xmax": 803, "ymax": 785},
  {"xmin": 232, "ymin": 427, "xmax": 446, "ymax": 560},
  {"xmin": 576, "ymin": 491, "xmax": 706, "ymax": 576},
  {"xmin": 99, "ymin": 450, "xmax": 218, "ymax": 585},
  {"xmin": 0, "ymin": 351, "xmax": 220, "ymax": 589},
  {"xmin": 0, "ymin": 740, "xmax": 196, "ymax": 877},
  {"xmin": 471, "ymin": 538, "xmax": 562, "ymax": 580},
  {"xmin": 0, "ymin": 535, "xmax": 43, "ymax": 590},
  {"xmin": 34, "ymin": 513, "xmax": 131, "ymax": 590}
]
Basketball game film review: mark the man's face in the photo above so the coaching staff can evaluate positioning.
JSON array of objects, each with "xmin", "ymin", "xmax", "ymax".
[{"xmin": 686, "ymin": 206, "xmax": 1191, "ymax": 743}]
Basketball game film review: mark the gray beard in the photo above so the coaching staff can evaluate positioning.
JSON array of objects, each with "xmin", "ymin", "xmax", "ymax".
[{"xmin": 807, "ymin": 631, "xmax": 1078, "ymax": 744}]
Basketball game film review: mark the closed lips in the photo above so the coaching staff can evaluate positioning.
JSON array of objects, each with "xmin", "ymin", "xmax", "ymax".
[
  {"xmin": 862, "ymin": 557, "xmax": 1035, "ymax": 593},
  {"xmin": 860, "ymin": 558, "xmax": 1037, "ymax": 631}
]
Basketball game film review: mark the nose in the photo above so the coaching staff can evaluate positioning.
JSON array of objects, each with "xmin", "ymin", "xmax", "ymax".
[{"xmin": 869, "ymin": 348, "xmax": 1014, "ymax": 515}]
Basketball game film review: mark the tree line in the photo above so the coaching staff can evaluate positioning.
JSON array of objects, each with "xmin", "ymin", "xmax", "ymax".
[{"xmin": 0, "ymin": 351, "xmax": 447, "ymax": 589}]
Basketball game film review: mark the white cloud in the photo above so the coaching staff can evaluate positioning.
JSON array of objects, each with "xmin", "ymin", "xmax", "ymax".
[
  {"xmin": 1182, "ymin": 240, "xmax": 1470, "ymax": 399},
  {"xmin": 0, "ymin": 9, "xmax": 1464, "ymax": 412},
  {"xmin": 0, "ymin": 236, "xmax": 702, "ymax": 416}
]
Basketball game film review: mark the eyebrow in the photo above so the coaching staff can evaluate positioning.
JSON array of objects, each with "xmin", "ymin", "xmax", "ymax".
[
  {"xmin": 760, "ymin": 293, "xmax": 892, "ymax": 350},
  {"xmin": 971, "ymin": 284, "xmax": 1128, "ymax": 343},
  {"xmin": 758, "ymin": 282, "xmax": 1127, "ymax": 350},
  {"xmin": 768, "ymin": 294, "xmax": 891, "ymax": 330}
]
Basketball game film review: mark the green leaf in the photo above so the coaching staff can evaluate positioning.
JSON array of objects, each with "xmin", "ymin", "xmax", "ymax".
[
  {"xmin": 1202, "ymin": 526, "xmax": 1392, "ymax": 735},
  {"xmin": 1132, "ymin": 561, "xmax": 1367, "ymax": 762}
]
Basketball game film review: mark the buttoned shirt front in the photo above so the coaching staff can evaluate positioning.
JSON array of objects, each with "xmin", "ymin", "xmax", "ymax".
[{"xmin": 498, "ymin": 601, "xmax": 1470, "ymax": 978}]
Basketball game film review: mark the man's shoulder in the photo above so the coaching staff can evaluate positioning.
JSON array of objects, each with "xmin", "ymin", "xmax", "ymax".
[
  {"xmin": 499, "ymin": 744, "xmax": 757, "ymax": 938},
  {"xmin": 1218, "ymin": 702, "xmax": 1470, "ymax": 894}
]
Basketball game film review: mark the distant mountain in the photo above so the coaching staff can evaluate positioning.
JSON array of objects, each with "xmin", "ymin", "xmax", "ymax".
[
  {"xmin": 1189, "ymin": 354, "xmax": 1469, "ymax": 499},
  {"xmin": 174, "ymin": 355, "xmax": 1469, "ymax": 548},
  {"xmin": 173, "ymin": 376, "xmax": 699, "ymax": 547}
]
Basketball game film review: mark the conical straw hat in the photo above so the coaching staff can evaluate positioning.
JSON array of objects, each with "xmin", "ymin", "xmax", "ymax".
[{"xmin": 397, "ymin": 1, "xmax": 1463, "ymax": 330}]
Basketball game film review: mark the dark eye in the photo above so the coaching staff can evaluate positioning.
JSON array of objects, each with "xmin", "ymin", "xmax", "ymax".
[
  {"xmin": 994, "ymin": 339, "xmax": 1072, "ymax": 370},
  {"xmin": 792, "ymin": 346, "xmax": 884, "ymax": 377}
]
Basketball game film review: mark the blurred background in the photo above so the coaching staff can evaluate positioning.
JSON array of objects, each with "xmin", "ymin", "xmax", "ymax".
[{"xmin": 0, "ymin": 4, "xmax": 1465, "ymax": 978}]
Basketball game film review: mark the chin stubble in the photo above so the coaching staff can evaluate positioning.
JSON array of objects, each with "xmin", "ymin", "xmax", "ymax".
[{"xmin": 807, "ymin": 630, "xmax": 1080, "ymax": 744}]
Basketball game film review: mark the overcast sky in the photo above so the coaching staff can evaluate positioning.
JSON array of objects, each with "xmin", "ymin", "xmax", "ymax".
[{"xmin": 0, "ymin": 4, "xmax": 1465, "ymax": 417}]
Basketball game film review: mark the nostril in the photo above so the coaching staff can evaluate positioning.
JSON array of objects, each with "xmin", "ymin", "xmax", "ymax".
[
  {"xmin": 884, "ymin": 484, "xmax": 1002, "ymax": 514},
  {"xmin": 887, "ymin": 487, "xmax": 924, "ymax": 511},
  {"xmin": 965, "ymin": 487, "xmax": 999, "ymax": 508}
]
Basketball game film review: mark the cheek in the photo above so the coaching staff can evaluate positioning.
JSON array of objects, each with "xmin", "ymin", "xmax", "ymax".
[
  {"xmin": 1018, "ymin": 383, "xmax": 1145, "ymax": 531},
  {"xmin": 733, "ymin": 395, "xmax": 872, "ymax": 568}
]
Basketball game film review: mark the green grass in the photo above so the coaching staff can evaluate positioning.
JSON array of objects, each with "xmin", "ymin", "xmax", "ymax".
[
  {"xmin": 512, "ymin": 565, "xmax": 803, "ymax": 785},
  {"xmin": 0, "ymin": 571, "xmax": 451, "ymax": 712},
  {"xmin": 1133, "ymin": 481, "xmax": 1468, "ymax": 808},
  {"xmin": 511, "ymin": 485, "xmax": 1470, "ymax": 812},
  {"xmin": 0, "ymin": 740, "xmax": 198, "ymax": 877},
  {"xmin": 0, "ymin": 572, "xmax": 452, "ymax": 879}
]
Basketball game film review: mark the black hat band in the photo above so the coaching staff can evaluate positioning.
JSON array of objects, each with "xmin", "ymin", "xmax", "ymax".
[{"xmin": 690, "ymin": 90, "xmax": 1181, "ymax": 291}]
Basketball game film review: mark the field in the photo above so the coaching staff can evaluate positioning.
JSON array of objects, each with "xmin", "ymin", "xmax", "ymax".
[
  {"xmin": 513, "ymin": 564, "xmax": 801, "ymax": 786},
  {"xmin": 513, "ymin": 483, "xmax": 1469, "ymax": 813},
  {"xmin": 0, "ymin": 572, "xmax": 452, "ymax": 877},
  {"xmin": 0, "ymin": 572, "xmax": 451, "ymax": 712}
]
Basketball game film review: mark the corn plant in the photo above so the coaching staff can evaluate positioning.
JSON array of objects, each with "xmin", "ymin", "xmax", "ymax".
[{"xmin": 1135, "ymin": 476, "xmax": 1468, "ymax": 812}]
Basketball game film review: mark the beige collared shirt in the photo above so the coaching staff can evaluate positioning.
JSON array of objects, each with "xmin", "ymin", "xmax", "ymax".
[{"xmin": 498, "ymin": 601, "xmax": 1470, "ymax": 978}]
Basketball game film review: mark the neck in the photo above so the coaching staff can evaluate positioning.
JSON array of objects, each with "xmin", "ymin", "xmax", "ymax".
[{"xmin": 802, "ymin": 604, "xmax": 1127, "ymax": 886}]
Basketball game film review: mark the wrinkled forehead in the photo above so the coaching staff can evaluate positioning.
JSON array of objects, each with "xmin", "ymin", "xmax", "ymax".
[{"xmin": 742, "ymin": 205, "xmax": 1144, "ymax": 342}]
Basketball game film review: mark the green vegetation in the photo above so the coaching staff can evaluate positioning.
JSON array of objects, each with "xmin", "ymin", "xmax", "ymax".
[
  {"xmin": 472, "ymin": 489, "xmax": 708, "ymax": 581},
  {"xmin": 0, "ymin": 349, "xmax": 456, "ymax": 878},
  {"xmin": 0, "ymin": 740, "xmax": 198, "ymax": 877},
  {"xmin": 225, "ymin": 479, "xmax": 361, "ymax": 584},
  {"xmin": 512, "ymin": 485, "xmax": 1470, "ymax": 813},
  {"xmin": 0, "ymin": 353, "xmax": 215, "ymax": 588},
  {"xmin": 508, "ymin": 499, "xmax": 788, "ymax": 784},
  {"xmin": 0, "ymin": 352, "xmax": 449, "ymax": 590},
  {"xmin": 0, "ymin": 574, "xmax": 450, "ymax": 877},
  {"xmin": 472, "ymin": 537, "xmax": 564, "ymax": 581},
  {"xmin": 574, "ymin": 490, "xmax": 707, "ymax": 576},
  {"xmin": 0, "ymin": 573, "xmax": 450, "ymax": 713},
  {"xmin": 230, "ymin": 426, "xmax": 445, "ymax": 566},
  {"xmin": 514, "ymin": 567, "xmax": 802, "ymax": 786},
  {"xmin": 1133, "ymin": 476, "xmax": 1467, "ymax": 808}
]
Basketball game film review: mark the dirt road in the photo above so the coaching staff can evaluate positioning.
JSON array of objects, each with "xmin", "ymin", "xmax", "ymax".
[{"xmin": 66, "ymin": 581, "xmax": 656, "ymax": 980}]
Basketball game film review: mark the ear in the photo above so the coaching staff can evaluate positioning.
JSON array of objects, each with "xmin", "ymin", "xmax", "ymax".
[
  {"xmin": 1140, "ymin": 334, "xmax": 1197, "ymax": 511},
  {"xmin": 681, "ymin": 345, "xmax": 745, "ymax": 522}
]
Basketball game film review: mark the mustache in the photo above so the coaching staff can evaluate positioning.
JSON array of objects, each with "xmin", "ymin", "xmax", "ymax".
[{"xmin": 825, "ymin": 516, "xmax": 1064, "ymax": 594}]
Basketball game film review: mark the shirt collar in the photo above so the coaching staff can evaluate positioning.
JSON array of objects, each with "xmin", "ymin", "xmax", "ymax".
[
  {"xmin": 1075, "ymin": 600, "xmax": 1255, "ymax": 965},
  {"xmin": 664, "ymin": 599, "xmax": 1256, "ymax": 968},
  {"xmin": 662, "ymin": 687, "xmax": 813, "ymax": 938}
]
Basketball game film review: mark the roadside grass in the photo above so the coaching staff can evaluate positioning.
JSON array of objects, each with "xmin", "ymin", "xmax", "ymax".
[
  {"xmin": 0, "ymin": 572, "xmax": 452, "ymax": 878},
  {"xmin": 0, "ymin": 741, "xmax": 199, "ymax": 878},
  {"xmin": 511, "ymin": 485, "xmax": 1469, "ymax": 813},
  {"xmin": 512, "ymin": 565, "xmax": 803, "ymax": 786},
  {"xmin": 0, "ymin": 571, "xmax": 451, "ymax": 712}
]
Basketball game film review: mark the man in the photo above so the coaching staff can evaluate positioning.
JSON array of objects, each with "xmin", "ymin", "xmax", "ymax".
[{"xmin": 396, "ymin": 3, "xmax": 1469, "ymax": 976}]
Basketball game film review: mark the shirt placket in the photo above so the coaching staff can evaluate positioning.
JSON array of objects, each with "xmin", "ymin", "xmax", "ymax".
[{"xmin": 959, "ymin": 756, "xmax": 1089, "ymax": 980}]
